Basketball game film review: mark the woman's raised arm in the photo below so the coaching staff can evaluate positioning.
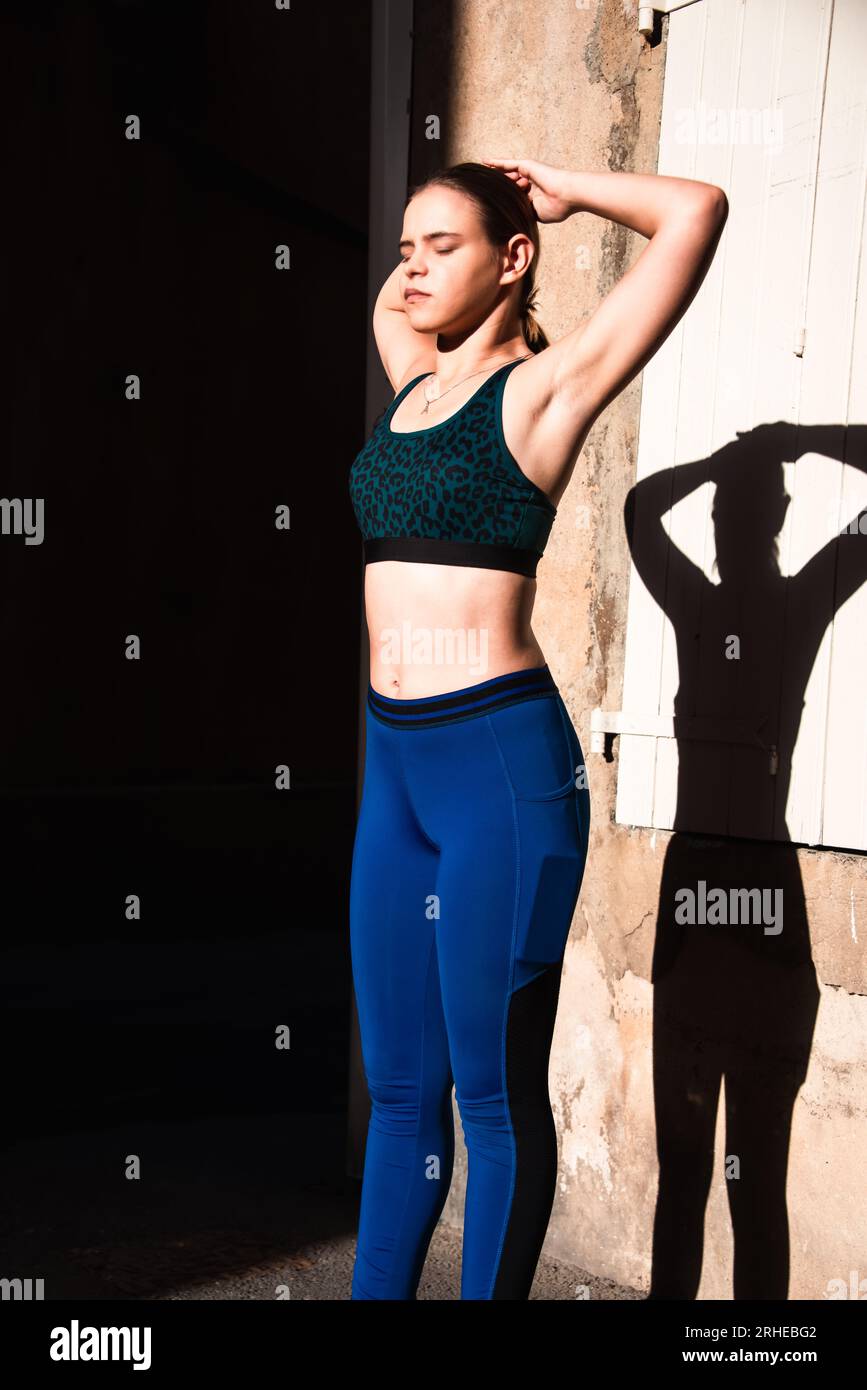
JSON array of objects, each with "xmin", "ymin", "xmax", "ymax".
[
  {"xmin": 372, "ymin": 260, "xmax": 437, "ymax": 395},
  {"xmin": 484, "ymin": 159, "xmax": 728, "ymax": 447}
]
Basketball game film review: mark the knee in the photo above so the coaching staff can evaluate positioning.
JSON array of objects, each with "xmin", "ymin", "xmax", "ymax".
[
  {"xmin": 366, "ymin": 1075, "xmax": 423, "ymax": 1138},
  {"xmin": 455, "ymin": 1089, "xmax": 512, "ymax": 1156}
]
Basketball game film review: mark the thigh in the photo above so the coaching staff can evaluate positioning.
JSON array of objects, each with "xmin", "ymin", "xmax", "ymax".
[
  {"xmin": 432, "ymin": 825, "xmax": 519, "ymax": 1104},
  {"xmin": 408, "ymin": 698, "xmax": 591, "ymax": 1094},
  {"xmin": 350, "ymin": 714, "xmax": 448, "ymax": 1089},
  {"xmin": 433, "ymin": 794, "xmax": 589, "ymax": 1097}
]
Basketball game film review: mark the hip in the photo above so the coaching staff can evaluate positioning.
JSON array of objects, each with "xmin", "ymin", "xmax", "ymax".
[{"xmin": 363, "ymin": 662, "xmax": 590, "ymax": 808}]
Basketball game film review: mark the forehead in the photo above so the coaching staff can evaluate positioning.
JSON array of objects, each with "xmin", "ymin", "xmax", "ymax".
[{"xmin": 401, "ymin": 185, "xmax": 479, "ymax": 236}]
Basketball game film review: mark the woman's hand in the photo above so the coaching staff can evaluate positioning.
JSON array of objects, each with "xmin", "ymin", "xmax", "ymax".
[{"xmin": 481, "ymin": 158, "xmax": 575, "ymax": 224}]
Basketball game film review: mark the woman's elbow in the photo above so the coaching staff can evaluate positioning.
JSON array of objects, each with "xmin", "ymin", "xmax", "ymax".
[{"xmin": 702, "ymin": 184, "xmax": 729, "ymax": 225}]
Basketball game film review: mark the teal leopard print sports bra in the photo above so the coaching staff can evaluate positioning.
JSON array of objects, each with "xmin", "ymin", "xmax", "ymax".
[{"xmin": 349, "ymin": 358, "xmax": 557, "ymax": 577}]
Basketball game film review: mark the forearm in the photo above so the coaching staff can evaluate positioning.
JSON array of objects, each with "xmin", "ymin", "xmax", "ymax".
[
  {"xmin": 632, "ymin": 454, "xmax": 713, "ymax": 517},
  {"xmin": 562, "ymin": 169, "xmax": 726, "ymax": 239},
  {"xmin": 375, "ymin": 259, "xmax": 406, "ymax": 314}
]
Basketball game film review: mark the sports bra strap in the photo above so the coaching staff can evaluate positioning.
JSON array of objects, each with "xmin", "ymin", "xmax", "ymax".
[{"xmin": 387, "ymin": 370, "xmax": 434, "ymax": 422}]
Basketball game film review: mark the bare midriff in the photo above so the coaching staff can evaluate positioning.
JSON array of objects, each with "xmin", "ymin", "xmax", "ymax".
[{"xmin": 364, "ymin": 560, "xmax": 546, "ymax": 698}]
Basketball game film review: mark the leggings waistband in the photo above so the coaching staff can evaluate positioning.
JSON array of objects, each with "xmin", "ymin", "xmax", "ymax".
[{"xmin": 366, "ymin": 664, "xmax": 558, "ymax": 729}]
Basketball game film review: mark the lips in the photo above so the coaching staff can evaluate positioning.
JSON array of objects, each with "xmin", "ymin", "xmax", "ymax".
[{"xmin": 405, "ymin": 291, "xmax": 430, "ymax": 301}]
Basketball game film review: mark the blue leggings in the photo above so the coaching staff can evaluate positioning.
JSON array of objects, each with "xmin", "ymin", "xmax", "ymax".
[{"xmin": 349, "ymin": 664, "xmax": 591, "ymax": 1299}]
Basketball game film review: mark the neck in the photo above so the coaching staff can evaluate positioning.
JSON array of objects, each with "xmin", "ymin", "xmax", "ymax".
[{"xmin": 431, "ymin": 334, "xmax": 527, "ymax": 387}]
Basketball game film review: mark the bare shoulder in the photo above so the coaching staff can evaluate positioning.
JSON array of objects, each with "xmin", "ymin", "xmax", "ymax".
[{"xmin": 501, "ymin": 343, "xmax": 598, "ymax": 508}]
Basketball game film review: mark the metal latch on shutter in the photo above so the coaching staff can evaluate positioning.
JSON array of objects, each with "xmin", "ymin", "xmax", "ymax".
[{"xmin": 589, "ymin": 709, "xmax": 779, "ymax": 774}]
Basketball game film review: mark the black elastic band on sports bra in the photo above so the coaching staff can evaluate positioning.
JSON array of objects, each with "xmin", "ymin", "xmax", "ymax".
[{"xmin": 364, "ymin": 536, "xmax": 539, "ymax": 578}]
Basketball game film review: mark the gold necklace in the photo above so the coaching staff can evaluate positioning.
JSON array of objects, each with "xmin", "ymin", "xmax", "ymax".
[{"xmin": 419, "ymin": 353, "xmax": 530, "ymax": 415}]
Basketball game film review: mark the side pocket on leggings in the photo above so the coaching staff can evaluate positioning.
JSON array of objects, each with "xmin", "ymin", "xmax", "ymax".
[
  {"xmin": 486, "ymin": 698, "xmax": 581, "ymax": 802},
  {"xmin": 513, "ymin": 792, "xmax": 589, "ymax": 973},
  {"xmin": 485, "ymin": 701, "xmax": 591, "ymax": 974}
]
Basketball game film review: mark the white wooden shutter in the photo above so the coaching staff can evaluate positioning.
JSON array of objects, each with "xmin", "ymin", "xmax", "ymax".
[{"xmin": 610, "ymin": 0, "xmax": 867, "ymax": 849}]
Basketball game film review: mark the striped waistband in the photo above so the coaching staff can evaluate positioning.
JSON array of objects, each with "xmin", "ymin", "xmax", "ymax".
[{"xmin": 366, "ymin": 664, "xmax": 558, "ymax": 729}]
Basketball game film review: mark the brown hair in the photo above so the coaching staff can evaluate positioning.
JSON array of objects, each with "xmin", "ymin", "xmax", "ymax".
[{"xmin": 407, "ymin": 162, "xmax": 550, "ymax": 353}]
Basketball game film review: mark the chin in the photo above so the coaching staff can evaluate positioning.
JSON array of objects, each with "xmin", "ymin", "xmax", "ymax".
[{"xmin": 411, "ymin": 302, "xmax": 452, "ymax": 327}]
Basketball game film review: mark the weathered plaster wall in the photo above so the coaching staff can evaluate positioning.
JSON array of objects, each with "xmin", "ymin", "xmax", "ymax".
[{"xmin": 408, "ymin": 0, "xmax": 866, "ymax": 1299}]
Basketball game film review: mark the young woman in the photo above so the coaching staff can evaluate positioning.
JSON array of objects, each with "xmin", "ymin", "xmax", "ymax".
[{"xmin": 348, "ymin": 159, "xmax": 728, "ymax": 1299}]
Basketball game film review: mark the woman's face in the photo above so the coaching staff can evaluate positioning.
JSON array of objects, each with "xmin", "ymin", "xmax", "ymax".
[{"xmin": 398, "ymin": 186, "xmax": 515, "ymax": 334}]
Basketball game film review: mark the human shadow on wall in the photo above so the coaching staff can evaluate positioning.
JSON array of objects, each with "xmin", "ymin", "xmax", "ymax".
[{"xmin": 622, "ymin": 420, "xmax": 867, "ymax": 1299}]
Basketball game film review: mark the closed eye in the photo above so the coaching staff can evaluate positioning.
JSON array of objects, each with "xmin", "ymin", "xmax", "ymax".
[{"xmin": 399, "ymin": 249, "xmax": 455, "ymax": 263}]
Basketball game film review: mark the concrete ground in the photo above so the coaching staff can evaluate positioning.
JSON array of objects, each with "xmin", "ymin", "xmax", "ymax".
[{"xmin": 1, "ymin": 1110, "xmax": 642, "ymax": 1301}]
